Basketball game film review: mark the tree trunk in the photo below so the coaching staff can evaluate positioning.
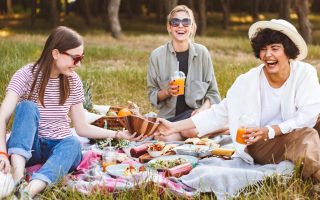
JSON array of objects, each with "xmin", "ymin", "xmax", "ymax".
[
  {"xmin": 155, "ymin": 0, "xmax": 164, "ymax": 23},
  {"xmin": 125, "ymin": 0, "xmax": 133, "ymax": 20},
  {"xmin": 30, "ymin": 0, "xmax": 36, "ymax": 25},
  {"xmin": 198, "ymin": 0, "xmax": 206, "ymax": 35},
  {"xmin": 163, "ymin": 0, "xmax": 178, "ymax": 16},
  {"xmin": 220, "ymin": 0, "xmax": 230, "ymax": 30},
  {"xmin": 279, "ymin": 0, "xmax": 291, "ymax": 20},
  {"xmin": 295, "ymin": 0, "xmax": 312, "ymax": 43},
  {"xmin": 187, "ymin": 0, "xmax": 195, "ymax": 11},
  {"xmin": 251, "ymin": 0, "xmax": 260, "ymax": 21},
  {"xmin": 108, "ymin": 0, "xmax": 122, "ymax": 39},
  {"xmin": 50, "ymin": 0, "xmax": 59, "ymax": 27},
  {"xmin": 79, "ymin": 0, "xmax": 92, "ymax": 25},
  {"xmin": 6, "ymin": 0, "xmax": 13, "ymax": 15}
]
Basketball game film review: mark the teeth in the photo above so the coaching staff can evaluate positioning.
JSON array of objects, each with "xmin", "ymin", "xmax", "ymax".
[{"xmin": 266, "ymin": 61, "xmax": 277, "ymax": 64}]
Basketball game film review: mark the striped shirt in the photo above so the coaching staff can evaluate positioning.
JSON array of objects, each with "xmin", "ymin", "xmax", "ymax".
[{"xmin": 7, "ymin": 64, "xmax": 84, "ymax": 139}]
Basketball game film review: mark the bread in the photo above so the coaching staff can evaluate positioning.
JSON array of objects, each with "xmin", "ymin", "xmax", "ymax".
[{"xmin": 211, "ymin": 148, "xmax": 235, "ymax": 157}]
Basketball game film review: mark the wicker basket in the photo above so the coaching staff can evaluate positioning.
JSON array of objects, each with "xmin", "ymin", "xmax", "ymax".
[{"xmin": 91, "ymin": 106, "xmax": 125, "ymax": 130}]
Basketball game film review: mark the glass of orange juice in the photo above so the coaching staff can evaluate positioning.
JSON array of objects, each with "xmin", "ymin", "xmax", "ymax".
[
  {"xmin": 171, "ymin": 71, "xmax": 186, "ymax": 96},
  {"xmin": 101, "ymin": 147, "xmax": 116, "ymax": 172},
  {"xmin": 236, "ymin": 115, "xmax": 256, "ymax": 144}
]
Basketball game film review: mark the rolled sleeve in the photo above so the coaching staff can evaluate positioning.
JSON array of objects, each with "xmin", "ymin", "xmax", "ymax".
[{"xmin": 191, "ymin": 99, "xmax": 228, "ymax": 137}]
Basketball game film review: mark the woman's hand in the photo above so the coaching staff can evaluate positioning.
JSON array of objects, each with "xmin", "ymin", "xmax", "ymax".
[
  {"xmin": 0, "ymin": 154, "xmax": 11, "ymax": 174},
  {"xmin": 154, "ymin": 118, "xmax": 177, "ymax": 137},
  {"xmin": 117, "ymin": 130, "xmax": 148, "ymax": 142},
  {"xmin": 243, "ymin": 127, "xmax": 268, "ymax": 145},
  {"xmin": 167, "ymin": 81, "xmax": 179, "ymax": 96}
]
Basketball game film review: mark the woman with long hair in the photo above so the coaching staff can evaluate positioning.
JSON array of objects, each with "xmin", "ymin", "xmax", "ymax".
[{"xmin": 0, "ymin": 26, "xmax": 141, "ymax": 198}]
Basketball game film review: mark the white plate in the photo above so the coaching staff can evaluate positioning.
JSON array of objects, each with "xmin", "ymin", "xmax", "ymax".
[
  {"xmin": 174, "ymin": 144, "xmax": 213, "ymax": 157},
  {"xmin": 147, "ymin": 155, "xmax": 198, "ymax": 170},
  {"xmin": 107, "ymin": 163, "xmax": 151, "ymax": 178}
]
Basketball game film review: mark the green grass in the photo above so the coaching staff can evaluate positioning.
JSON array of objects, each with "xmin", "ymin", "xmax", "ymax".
[{"xmin": 1, "ymin": 12, "xmax": 320, "ymax": 199}]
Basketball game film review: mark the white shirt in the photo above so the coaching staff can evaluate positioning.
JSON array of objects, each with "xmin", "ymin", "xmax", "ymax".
[
  {"xmin": 260, "ymin": 70, "xmax": 284, "ymax": 127},
  {"xmin": 192, "ymin": 60, "xmax": 320, "ymax": 164}
]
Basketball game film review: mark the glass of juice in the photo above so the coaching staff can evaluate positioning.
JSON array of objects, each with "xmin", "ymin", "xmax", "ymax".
[
  {"xmin": 101, "ymin": 147, "xmax": 116, "ymax": 172},
  {"xmin": 171, "ymin": 71, "xmax": 186, "ymax": 96},
  {"xmin": 236, "ymin": 115, "xmax": 256, "ymax": 144}
]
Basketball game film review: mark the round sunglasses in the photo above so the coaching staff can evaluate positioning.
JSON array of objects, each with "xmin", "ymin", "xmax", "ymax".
[
  {"xmin": 169, "ymin": 18, "xmax": 192, "ymax": 27},
  {"xmin": 62, "ymin": 51, "xmax": 84, "ymax": 65}
]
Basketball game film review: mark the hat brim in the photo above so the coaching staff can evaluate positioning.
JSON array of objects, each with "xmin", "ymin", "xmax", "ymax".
[{"xmin": 248, "ymin": 21, "xmax": 308, "ymax": 61}]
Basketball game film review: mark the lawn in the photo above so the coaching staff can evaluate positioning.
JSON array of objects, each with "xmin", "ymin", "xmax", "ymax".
[{"xmin": 0, "ymin": 12, "xmax": 320, "ymax": 199}]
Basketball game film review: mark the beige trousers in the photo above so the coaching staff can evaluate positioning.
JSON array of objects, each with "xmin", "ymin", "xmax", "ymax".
[{"xmin": 247, "ymin": 118, "xmax": 320, "ymax": 178}]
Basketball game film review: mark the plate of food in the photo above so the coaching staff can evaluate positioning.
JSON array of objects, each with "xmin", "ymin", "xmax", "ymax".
[
  {"xmin": 174, "ymin": 138, "xmax": 220, "ymax": 157},
  {"xmin": 107, "ymin": 163, "xmax": 151, "ymax": 178},
  {"xmin": 147, "ymin": 155, "xmax": 198, "ymax": 171}
]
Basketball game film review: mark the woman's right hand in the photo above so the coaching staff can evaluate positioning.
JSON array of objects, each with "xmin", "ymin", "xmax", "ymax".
[
  {"xmin": 167, "ymin": 82, "xmax": 179, "ymax": 96},
  {"xmin": 154, "ymin": 118, "xmax": 177, "ymax": 137},
  {"xmin": 0, "ymin": 154, "xmax": 11, "ymax": 174}
]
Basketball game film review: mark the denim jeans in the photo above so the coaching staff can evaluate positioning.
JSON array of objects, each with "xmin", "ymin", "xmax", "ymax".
[{"xmin": 7, "ymin": 101, "xmax": 82, "ymax": 185}]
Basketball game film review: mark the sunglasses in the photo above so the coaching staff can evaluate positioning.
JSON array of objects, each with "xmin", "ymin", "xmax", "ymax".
[
  {"xmin": 62, "ymin": 51, "xmax": 84, "ymax": 65},
  {"xmin": 169, "ymin": 18, "xmax": 192, "ymax": 27}
]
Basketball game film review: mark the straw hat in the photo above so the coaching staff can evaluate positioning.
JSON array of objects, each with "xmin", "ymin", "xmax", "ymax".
[{"xmin": 248, "ymin": 19, "xmax": 308, "ymax": 60}]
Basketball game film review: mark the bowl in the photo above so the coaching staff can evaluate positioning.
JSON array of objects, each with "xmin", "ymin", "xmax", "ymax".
[
  {"xmin": 120, "ymin": 115, "xmax": 159, "ymax": 137},
  {"xmin": 147, "ymin": 149, "xmax": 163, "ymax": 158}
]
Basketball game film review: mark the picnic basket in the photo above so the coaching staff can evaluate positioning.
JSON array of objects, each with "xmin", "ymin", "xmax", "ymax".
[{"xmin": 91, "ymin": 106, "xmax": 126, "ymax": 130}]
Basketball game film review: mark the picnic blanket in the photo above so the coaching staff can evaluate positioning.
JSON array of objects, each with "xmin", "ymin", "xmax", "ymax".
[
  {"xmin": 180, "ymin": 157, "xmax": 294, "ymax": 199},
  {"xmin": 66, "ymin": 150, "xmax": 196, "ymax": 197}
]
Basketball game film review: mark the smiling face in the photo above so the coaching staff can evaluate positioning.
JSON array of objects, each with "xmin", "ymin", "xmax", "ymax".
[
  {"xmin": 259, "ymin": 43, "xmax": 290, "ymax": 75},
  {"xmin": 167, "ymin": 11, "xmax": 193, "ymax": 43},
  {"xmin": 51, "ymin": 45, "xmax": 84, "ymax": 78}
]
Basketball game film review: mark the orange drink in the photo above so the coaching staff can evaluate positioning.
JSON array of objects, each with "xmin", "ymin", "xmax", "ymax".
[
  {"xmin": 236, "ymin": 128, "xmax": 247, "ymax": 144},
  {"xmin": 102, "ymin": 160, "xmax": 116, "ymax": 172},
  {"xmin": 171, "ymin": 77, "xmax": 185, "ymax": 95}
]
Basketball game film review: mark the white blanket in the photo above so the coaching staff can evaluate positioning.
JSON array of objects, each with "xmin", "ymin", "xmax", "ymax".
[{"xmin": 180, "ymin": 157, "xmax": 294, "ymax": 199}]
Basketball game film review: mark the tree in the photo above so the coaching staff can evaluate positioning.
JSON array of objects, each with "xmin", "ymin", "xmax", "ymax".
[
  {"xmin": 163, "ymin": 0, "xmax": 178, "ymax": 16},
  {"xmin": 279, "ymin": 0, "xmax": 291, "ymax": 20},
  {"xmin": 251, "ymin": 0, "xmax": 260, "ymax": 21},
  {"xmin": 108, "ymin": 0, "xmax": 122, "ymax": 39},
  {"xmin": 198, "ymin": 0, "xmax": 206, "ymax": 35},
  {"xmin": 49, "ymin": 0, "xmax": 59, "ymax": 27},
  {"xmin": 220, "ymin": 0, "xmax": 230, "ymax": 30},
  {"xmin": 6, "ymin": 0, "xmax": 13, "ymax": 15},
  {"xmin": 295, "ymin": 0, "xmax": 312, "ymax": 43},
  {"xmin": 78, "ymin": 0, "xmax": 92, "ymax": 25}
]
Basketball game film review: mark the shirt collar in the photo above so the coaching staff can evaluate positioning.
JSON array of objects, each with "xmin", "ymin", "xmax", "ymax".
[{"xmin": 168, "ymin": 40, "xmax": 198, "ymax": 57}]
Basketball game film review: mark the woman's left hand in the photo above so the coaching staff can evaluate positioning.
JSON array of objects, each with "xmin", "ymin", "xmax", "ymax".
[{"xmin": 243, "ymin": 127, "xmax": 268, "ymax": 145}]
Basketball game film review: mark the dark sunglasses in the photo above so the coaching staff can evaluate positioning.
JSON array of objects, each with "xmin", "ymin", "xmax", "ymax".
[
  {"xmin": 62, "ymin": 51, "xmax": 84, "ymax": 65},
  {"xmin": 169, "ymin": 18, "xmax": 192, "ymax": 27}
]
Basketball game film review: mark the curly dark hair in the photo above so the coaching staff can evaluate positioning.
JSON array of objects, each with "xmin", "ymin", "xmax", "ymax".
[{"xmin": 250, "ymin": 28, "xmax": 299, "ymax": 59}]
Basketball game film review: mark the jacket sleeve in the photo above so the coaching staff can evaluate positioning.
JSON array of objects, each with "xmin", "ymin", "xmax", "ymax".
[
  {"xmin": 147, "ymin": 54, "xmax": 165, "ymax": 109},
  {"xmin": 191, "ymin": 98, "xmax": 229, "ymax": 137},
  {"xmin": 203, "ymin": 48, "xmax": 221, "ymax": 104},
  {"xmin": 278, "ymin": 66, "xmax": 320, "ymax": 133}
]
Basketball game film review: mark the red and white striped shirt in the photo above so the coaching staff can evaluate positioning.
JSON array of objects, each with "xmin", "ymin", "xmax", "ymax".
[{"xmin": 7, "ymin": 64, "xmax": 84, "ymax": 139}]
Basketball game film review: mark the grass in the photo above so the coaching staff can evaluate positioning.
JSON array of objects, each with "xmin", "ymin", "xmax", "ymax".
[{"xmin": 1, "ymin": 12, "xmax": 320, "ymax": 199}]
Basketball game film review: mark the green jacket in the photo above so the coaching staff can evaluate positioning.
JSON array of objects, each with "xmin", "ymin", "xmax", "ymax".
[{"xmin": 147, "ymin": 41, "xmax": 221, "ymax": 118}]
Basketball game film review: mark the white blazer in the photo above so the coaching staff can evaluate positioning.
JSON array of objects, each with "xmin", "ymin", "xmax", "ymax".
[{"xmin": 192, "ymin": 60, "xmax": 320, "ymax": 163}]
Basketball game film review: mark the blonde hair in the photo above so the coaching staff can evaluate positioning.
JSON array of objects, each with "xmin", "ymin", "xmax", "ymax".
[{"xmin": 167, "ymin": 5, "xmax": 197, "ymax": 40}]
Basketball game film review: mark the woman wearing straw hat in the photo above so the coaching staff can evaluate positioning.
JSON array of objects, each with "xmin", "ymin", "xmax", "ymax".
[
  {"xmin": 155, "ymin": 19, "xmax": 320, "ymax": 180},
  {"xmin": 147, "ymin": 5, "xmax": 221, "ymax": 141}
]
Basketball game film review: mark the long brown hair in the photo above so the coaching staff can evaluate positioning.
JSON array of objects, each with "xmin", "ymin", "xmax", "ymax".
[{"xmin": 28, "ymin": 26, "xmax": 83, "ymax": 107}]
